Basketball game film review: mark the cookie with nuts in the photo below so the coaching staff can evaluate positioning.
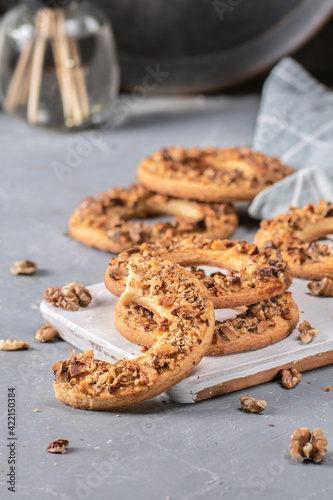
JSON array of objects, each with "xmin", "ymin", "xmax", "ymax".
[
  {"xmin": 69, "ymin": 184, "xmax": 238, "ymax": 253},
  {"xmin": 137, "ymin": 147, "xmax": 292, "ymax": 202},
  {"xmin": 114, "ymin": 292, "xmax": 299, "ymax": 355},
  {"xmin": 105, "ymin": 236, "xmax": 292, "ymax": 309},
  {"xmin": 52, "ymin": 256, "xmax": 215, "ymax": 410},
  {"xmin": 254, "ymin": 200, "xmax": 333, "ymax": 280}
]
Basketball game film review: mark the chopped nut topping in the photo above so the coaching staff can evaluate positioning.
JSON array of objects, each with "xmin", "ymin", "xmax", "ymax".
[
  {"xmin": 289, "ymin": 428, "xmax": 327, "ymax": 463},
  {"xmin": 298, "ymin": 320, "xmax": 319, "ymax": 344},
  {"xmin": 308, "ymin": 277, "xmax": 333, "ymax": 297},
  {"xmin": 63, "ymin": 282, "xmax": 92, "ymax": 307},
  {"xmin": 240, "ymin": 396, "xmax": 267, "ymax": 413},
  {"xmin": 323, "ymin": 387, "xmax": 331, "ymax": 392},
  {"xmin": 10, "ymin": 260, "xmax": 37, "ymax": 275},
  {"xmin": 71, "ymin": 183, "xmax": 237, "ymax": 252},
  {"xmin": 47, "ymin": 439, "xmax": 69, "ymax": 454},
  {"xmin": 0, "ymin": 339, "xmax": 30, "ymax": 351},
  {"xmin": 35, "ymin": 325, "xmax": 57, "ymax": 343},
  {"xmin": 281, "ymin": 368, "xmax": 302, "ymax": 389}
]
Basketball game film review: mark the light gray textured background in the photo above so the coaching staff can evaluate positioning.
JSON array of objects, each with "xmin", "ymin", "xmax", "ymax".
[{"xmin": 0, "ymin": 96, "xmax": 332, "ymax": 500}]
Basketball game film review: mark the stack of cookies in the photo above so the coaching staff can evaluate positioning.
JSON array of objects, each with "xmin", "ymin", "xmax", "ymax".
[
  {"xmin": 69, "ymin": 146, "xmax": 298, "ymax": 358},
  {"xmin": 52, "ymin": 148, "xmax": 303, "ymax": 409},
  {"xmin": 105, "ymin": 236, "xmax": 299, "ymax": 357},
  {"xmin": 69, "ymin": 146, "xmax": 293, "ymax": 253}
]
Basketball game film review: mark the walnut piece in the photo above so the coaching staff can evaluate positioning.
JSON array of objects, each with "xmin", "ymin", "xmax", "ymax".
[
  {"xmin": 10, "ymin": 260, "xmax": 37, "ymax": 275},
  {"xmin": 43, "ymin": 287, "xmax": 79, "ymax": 311},
  {"xmin": 240, "ymin": 396, "xmax": 267, "ymax": 413},
  {"xmin": 281, "ymin": 368, "xmax": 302, "ymax": 389},
  {"xmin": 289, "ymin": 428, "xmax": 327, "ymax": 463},
  {"xmin": 0, "ymin": 339, "xmax": 30, "ymax": 351},
  {"xmin": 312, "ymin": 429, "xmax": 328, "ymax": 463},
  {"xmin": 298, "ymin": 320, "xmax": 319, "ymax": 344},
  {"xmin": 47, "ymin": 439, "xmax": 69, "ymax": 454},
  {"xmin": 63, "ymin": 282, "xmax": 92, "ymax": 307},
  {"xmin": 43, "ymin": 282, "xmax": 91, "ymax": 311},
  {"xmin": 35, "ymin": 325, "xmax": 57, "ymax": 343},
  {"xmin": 308, "ymin": 277, "xmax": 333, "ymax": 297}
]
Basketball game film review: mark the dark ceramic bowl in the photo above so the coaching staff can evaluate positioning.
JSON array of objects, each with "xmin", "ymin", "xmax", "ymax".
[{"xmin": 1, "ymin": 0, "xmax": 333, "ymax": 92}]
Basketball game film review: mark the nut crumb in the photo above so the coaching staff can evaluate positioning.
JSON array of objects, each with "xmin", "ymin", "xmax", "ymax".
[
  {"xmin": 116, "ymin": 414, "xmax": 120, "ymax": 418},
  {"xmin": 281, "ymin": 368, "xmax": 302, "ymax": 389},
  {"xmin": 47, "ymin": 439, "xmax": 69, "ymax": 454},
  {"xmin": 10, "ymin": 260, "xmax": 37, "ymax": 275},
  {"xmin": 308, "ymin": 277, "xmax": 333, "ymax": 297},
  {"xmin": 289, "ymin": 428, "xmax": 327, "ymax": 463},
  {"xmin": 47, "ymin": 427, "xmax": 51, "ymax": 430},
  {"xmin": 298, "ymin": 320, "xmax": 318, "ymax": 344},
  {"xmin": 240, "ymin": 396, "xmax": 267, "ymax": 413},
  {"xmin": 0, "ymin": 339, "xmax": 30, "ymax": 351},
  {"xmin": 269, "ymin": 424, "xmax": 275, "ymax": 427},
  {"xmin": 324, "ymin": 387, "xmax": 330, "ymax": 392},
  {"xmin": 35, "ymin": 325, "xmax": 57, "ymax": 343},
  {"xmin": 34, "ymin": 409, "xmax": 40, "ymax": 412}
]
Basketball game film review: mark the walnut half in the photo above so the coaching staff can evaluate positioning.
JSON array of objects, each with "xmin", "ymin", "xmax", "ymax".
[
  {"xmin": 281, "ymin": 368, "xmax": 302, "ymax": 389},
  {"xmin": 289, "ymin": 428, "xmax": 327, "ymax": 463},
  {"xmin": 308, "ymin": 277, "xmax": 333, "ymax": 297},
  {"xmin": 298, "ymin": 320, "xmax": 319, "ymax": 344},
  {"xmin": 43, "ymin": 287, "xmax": 80, "ymax": 311},
  {"xmin": 47, "ymin": 439, "xmax": 69, "ymax": 454},
  {"xmin": 0, "ymin": 339, "xmax": 30, "ymax": 351},
  {"xmin": 43, "ymin": 283, "xmax": 92, "ymax": 311},
  {"xmin": 240, "ymin": 396, "xmax": 267, "ymax": 413},
  {"xmin": 10, "ymin": 260, "xmax": 37, "ymax": 275},
  {"xmin": 63, "ymin": 282, "xmax": 92, "ymax": 307},
  {"xmin": 35, "ymin": 325, "xmax": 57, "ymax": 343}
]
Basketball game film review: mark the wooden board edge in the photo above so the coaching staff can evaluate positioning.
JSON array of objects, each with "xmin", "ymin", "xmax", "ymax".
[{"xmin": 194, "ymin": 351, "xmax": 333, "ymax": 402}]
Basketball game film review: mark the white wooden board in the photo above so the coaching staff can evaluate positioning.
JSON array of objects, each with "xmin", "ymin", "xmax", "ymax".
[{"xmin": 40, "ymin": 274, "xmax": 333, "ymax": 404}]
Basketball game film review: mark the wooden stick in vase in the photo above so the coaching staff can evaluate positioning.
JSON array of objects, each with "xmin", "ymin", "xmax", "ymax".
[
  {"xmin": 68, "ymin": 37, "xmax": 90, "ymax": 121},
  {"xmin": 54, "ymin": 9, "xmax": 83, "ymax": 127},
  {"xmin": 4, "ymin": 38, "xmax": 34, "ymax": 113},
  {"xmin": 50, "ymin": 9, "xmax": 72, "ymax": 126},
  {"xmin": 27, "ymin": 8, "xmax": 52, "ymax": 124}
]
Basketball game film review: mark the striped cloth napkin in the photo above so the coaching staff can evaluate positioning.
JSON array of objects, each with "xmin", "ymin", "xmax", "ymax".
[{"xmin": 249, "ymin": 57, "xmax": 333, "ymax": 220}]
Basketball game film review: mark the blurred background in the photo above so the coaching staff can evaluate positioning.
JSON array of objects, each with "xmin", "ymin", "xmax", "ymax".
[{"xmin": 1, "ymin": 0, "xmax": 332, "ymax": 94}]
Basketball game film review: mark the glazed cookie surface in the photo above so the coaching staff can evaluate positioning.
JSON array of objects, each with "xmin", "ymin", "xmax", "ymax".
[
  {"xmin": 105, "ymin": 236, "xmax": 292, "ymax": 308},
  {"xmin": 137, "ymin": 147, "xmax": 293, "ymax": 202},
  {"xmin": 52, "ymin": 256, "xmax": 214, "ymax": 410},
  {"xmin": 69, "ymin": 184, "xmax": 238, "ymax": 253},
  {"xmin": 254, "ymin": 200, "xmax": 333, "ymax": 279},
  {"xmin": 114, "ymin": 292, "xmax": 299, "ymax": 355}
]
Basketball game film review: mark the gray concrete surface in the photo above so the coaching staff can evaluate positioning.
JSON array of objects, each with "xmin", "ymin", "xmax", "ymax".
[{"xmin": 0, "ymin": 95, "xmax": 332, "ymax": 500}]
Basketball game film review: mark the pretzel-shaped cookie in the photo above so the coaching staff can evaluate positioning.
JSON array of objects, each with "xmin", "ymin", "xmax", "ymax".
[
  {"xmin": 114, "ymin": 292, "xmax": 299, "ymax": 355},
  {"xmin": 52, "ymin": 256, "xmax": 214, "ymax": 410},
  {"xmin": 137, "ymin": 147, "xmax": 293, "ymax": 203},
  {"xmin": 254, "ymin": 200, "xmax": 333, "ymax": 279},
  {"xmin": 69, "ymin": 184, "xmax": 238, "ymax": 253},
  {"xmin": 105, "ymin": 236, "xmax": 292, "ymax": 309}
]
